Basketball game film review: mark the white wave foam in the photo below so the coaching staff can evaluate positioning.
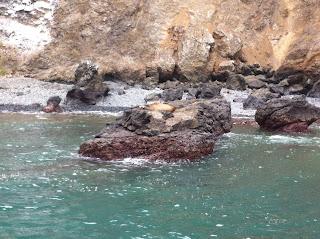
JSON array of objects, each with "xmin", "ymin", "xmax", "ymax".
[{"xmin": 268, "ymin": 135, "xmax": 312, "ymax": 144}]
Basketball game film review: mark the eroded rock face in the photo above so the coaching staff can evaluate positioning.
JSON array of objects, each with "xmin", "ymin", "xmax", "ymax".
[
  {"xmin": 79, "ymin": 99, "xmax": 232, "ymax": 161},
  {"xmin": 255, "ymin": 96, "xmax": 320, "ymax": 132},
  {"xmin": 21, "ymin": 0, "xmax": 320, "ymax": 83}
]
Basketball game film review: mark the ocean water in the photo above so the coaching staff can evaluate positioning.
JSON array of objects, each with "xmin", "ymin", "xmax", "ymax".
[{"xmin": 0, "ymin": 113, "xmax": 320, "ymax": 239}]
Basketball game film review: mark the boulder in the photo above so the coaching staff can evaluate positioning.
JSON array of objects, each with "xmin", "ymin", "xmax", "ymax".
[
  {"xmin": 144, "ymin": 93, "xmax": 162, "ymax": 102},
  {"xmin": 307, "ymin": 80, "xmax": 320, "ymax": 98},
  {"xmin": 243, "ymin": 88, "xmax": 280, "ymax": 109},
  {"xmin": 286, "ymin": 74, "xmax": 306, "ymax": 85},
  {"xmin": 161, "ymin": 89, "xmax": 184, "ymax": 102},
  {"xmin": 42, "ymin": 96, "xmax": 63, "ymax": 113},
  {"xmin": 211, "ymin": 71, "xmax": 231, "ymax": 82},
  {"xmin": 275, "ymin": 73, "xmax": 313, "ymax": 95},
  {"xmin": 255, "ymin": 96, "xmax": 320, "ymax": 132},
  {"xmin": 268, "ymin": 83, "xmax": 285, "ymax": 95},
  {"xmin": 75, "ymin": 61, "xmax": 99, "ymax": 87},
  {"xmin": 195, "ymin": 83, "xmax": 222, "ymax": 99},
  {"xmin": 226, "ymin": 74, "xmax": 246, "ymax": 91},
  {"xmin": 159, "ymin": 80, "xmax": 181, "ymax": 90},
  {"xmin": 79, "ymin": 99, "xmax": 232, "ymax": 161},
  {"xmin": 261, "ymin": 76, "xmax": 280, "ymax": 84},
  {"xmin": 218, "ymin": 60, "xmax": 235, "ymax": 72},
  {"xmin": 236, "ymin": 64, "xmax": 252, "ymax": 76},
  {"xmin": 287, "ymin": 84, "xmax": 306, "ymax": 95},
  {"xmin": 244, "ymin": 75, "xmax": 266, "ymax": 89},
  {"xmin": 80, "ymin": 128, "xmax": 216, "ymax": 162},
  {"xmin": 67, "ymin": 82, "xmax": 109, "ymax": 105},
  {"xmin": 66, "ymin": 61, "xmax": 109, "ymax": 105},
  {"xmin": 142, "ymin": 75, "xmax": 159, "ymax": 89}
]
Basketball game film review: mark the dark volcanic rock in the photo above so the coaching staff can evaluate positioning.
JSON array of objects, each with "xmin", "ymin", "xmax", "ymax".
[
  {"xmin": 75, "ymin": 61, "xmax": 99, "ymax": 87},
  {"xmin": 121, "ymin": 99, "xmax": 231, "ymax": 136},
  {"xmin": 80, "ymin": 128, "xmax": 216, "ymax": 162},
  {"xmin": 79, "ymin": 99, "xmax": 232, "ymax": 161},
  {"xmin": 211, "ymin": 71, "xmax": 231, "ymax": 82},
  {"xmin": 66, "ymin": 82, "xmax": 109, "ymax": 105},
  {"xmin": 307, "ymin": 80, "xmax": 320, "ymax": 98},
  {"xmin": 268, "ymin": 83, "xmax": 285, "ymax": 95},
  {"xmin": 66, "ymin": 61, "xmax": 109, "ymax": 105},
  {"xmin": 42, "ymin": 96, "xmax": 63, "ymax": 113},
  {"xmin": 161, "ymin": 89, "xmax": 184, "ymax": 102},
  {"xmin": 226, "ymin": 74, "xmax": 246, "ymax": 91},
  {"xmin": 287, "ymin": 84, "xmax": 306, "ymax": 95},
  {"xmin": 237, "ymin": 64, "xmax": 271, "ymax": 76},
  {"xmin": 195, "ymin": 83, "xmax": 222, "ymax": 99},
  {"xmin": 144, "ymin": 92, "xmax": 162, "ymax": 102},
  {"xmin": 244, "ymin": 75, "xmax": 266, "ymax": 89},
  {"xmin": 243, "ymin": 88, "xmax": 280, "ymax": 109},
  {"xmin": 255, "ymin": 96, "xmax": 320, "ymax": 132}
]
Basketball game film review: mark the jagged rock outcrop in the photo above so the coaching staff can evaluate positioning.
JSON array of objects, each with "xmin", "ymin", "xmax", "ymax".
[
  {"xmin": 255, "ymin": 96, "xmax": 320, "ymax": 132},
  {"xmin": 66, "ymin": 61, "xmax": 109, "ymax": 105},
  {"xmin": 79, "ymin": 99, "xmax": 232, "ymax": 161}
]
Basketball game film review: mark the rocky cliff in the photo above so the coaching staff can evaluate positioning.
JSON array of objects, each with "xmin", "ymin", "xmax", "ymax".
[{"xmin": 1, "ymin": 0, "xmax": 319, "ymax": 82}]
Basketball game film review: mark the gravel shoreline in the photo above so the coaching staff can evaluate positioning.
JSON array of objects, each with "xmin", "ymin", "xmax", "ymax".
[
  {"xmin": 1, "ymin": 77, "xmax": 320, "ymax": 118},
  {"xmin": 0, "ymin": 77, "xmax": 161, "ymax": 113}
]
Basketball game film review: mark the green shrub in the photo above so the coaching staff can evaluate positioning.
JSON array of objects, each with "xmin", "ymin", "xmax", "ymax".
[{"xmin": 0, "ymin": 66, "xmax": 6, "ymax": 76}]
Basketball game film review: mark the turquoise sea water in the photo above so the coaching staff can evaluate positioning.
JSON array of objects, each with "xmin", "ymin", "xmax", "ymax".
[{"xmin": 0, "ymin": 113, "xmax": 320, "ymax": 239}]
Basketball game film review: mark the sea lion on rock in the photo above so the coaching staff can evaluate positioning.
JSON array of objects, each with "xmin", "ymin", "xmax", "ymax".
[{"xmin": 145, "ymin": 103, "xmax": 176, "ymax": 112}]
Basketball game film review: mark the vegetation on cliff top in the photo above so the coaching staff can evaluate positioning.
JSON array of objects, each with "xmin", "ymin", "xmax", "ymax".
[{"xmin": 0, "ymin": 41, "xmax": 20, "ymax": 76}]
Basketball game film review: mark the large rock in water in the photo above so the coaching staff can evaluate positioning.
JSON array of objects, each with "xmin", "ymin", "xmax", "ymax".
[
  {"xmin": 255, "ymin": 96, "xmax": 320, "ymax": 132},
  {"xmin": 42, "ymin": 96, "xmax": 63, "ymax": 113},
  {"xmin": 79, "ymin": 99, "xmax": 232, "ymax": 161}
]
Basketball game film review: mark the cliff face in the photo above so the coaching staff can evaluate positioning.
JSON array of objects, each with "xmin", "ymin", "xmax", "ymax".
[
  {"xmin": 0, "ymin": 0, "xmax": 57, "ymax": 74},
  {"xmin": 1, "ymin": 0, "xmax": 319, "ymax": 81}
]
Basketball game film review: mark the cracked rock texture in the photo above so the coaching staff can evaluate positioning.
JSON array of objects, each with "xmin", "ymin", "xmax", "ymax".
[{"xmin": 1, "ymin": 0, "xmax": 319, "ymax": 81}]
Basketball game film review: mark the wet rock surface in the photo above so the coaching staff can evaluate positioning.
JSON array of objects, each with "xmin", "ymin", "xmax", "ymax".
[
  {"xmin": 79, "ymin": 98, "xmax": 232, "ymax": 161},
  {"xmin": 255, "ymin": 96, "xmax": 320, "ymax": 132},
  {"xmin": 80, "ymin": 128, "xmax": 217, "ymax": 162},
  {"xmin": 42, "ymin": 96, "xmax": 62, "ymax": 113}
]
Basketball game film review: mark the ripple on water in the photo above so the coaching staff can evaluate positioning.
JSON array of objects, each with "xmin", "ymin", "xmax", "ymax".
[{"xmin": 1, "ymin": 115, "xmax": 320, "ymax": 238}]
